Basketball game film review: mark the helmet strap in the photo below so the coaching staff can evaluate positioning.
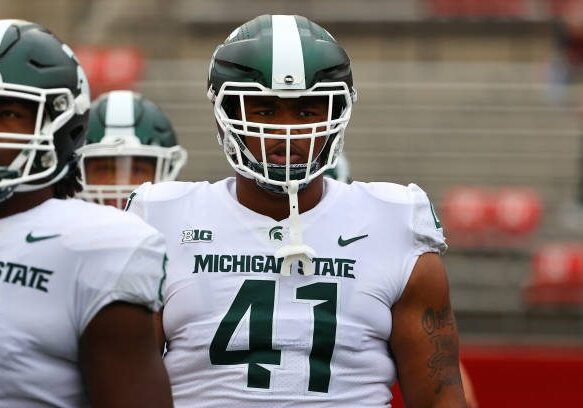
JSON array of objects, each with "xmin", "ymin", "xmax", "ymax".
[
  {"xmin": 15, "ymin": 162, "xmax": 71, "ymax": 193},
  {"xmin": 0, "ymin": 168, "xmax": 19, "ymax": 203},
  {"xmin": 8, "ymin": 150, "xmax": 30, "ymax": 173},
  {"xmin": 0, "ymin": 187, "xmax": 16, "ymax": 203},
  {"xmin": 274, "ymin": 180, "xmax": 316, "ymax": 276}
]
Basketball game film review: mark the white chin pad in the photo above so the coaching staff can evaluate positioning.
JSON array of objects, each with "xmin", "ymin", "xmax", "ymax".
[
  {"xmin": 275, "ymin": 180, "xmax": 316, "ymax": 276},
  {"xmin": 275, "ymin": 244, "xmax": 316, "ymax": 276}
]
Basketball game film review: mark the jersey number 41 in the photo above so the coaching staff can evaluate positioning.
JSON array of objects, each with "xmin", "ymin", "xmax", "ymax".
[{"xmin": 210, "ymin": 279, "xmax": 337, "ymax": 393}]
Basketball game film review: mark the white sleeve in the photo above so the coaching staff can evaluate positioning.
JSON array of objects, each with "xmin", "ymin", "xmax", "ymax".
[
  {"xmin": 408, "ymin": 183, "xmax": 447, "ymax": 256},
  {"xmin": 397, "ymin": 184, "xmax": 447, "ymax": 301},
  {"xmin": 124, "ymin": 181, "xmax": 153, "ymax": 220},
  {"xmin": 73, "ymin": 226, "xmax": 167, "ymax": 335}
]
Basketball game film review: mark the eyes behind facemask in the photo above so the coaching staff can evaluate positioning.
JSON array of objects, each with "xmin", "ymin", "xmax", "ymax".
[
  {"xmin": 84, "ymin": 156, "xmax": 157, "ymax": 185},
  {"xmin": 213, "ymin": 82, "xmax": 352, "ymax": 190}
]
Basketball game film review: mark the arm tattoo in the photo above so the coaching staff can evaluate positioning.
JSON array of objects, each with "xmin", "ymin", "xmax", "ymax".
[
  {"xmin": 422, "ymin": 306, "xmax": 461, "ymax": 394},
  {"xmin": 422, "ymin": 305, "xmax": 454, "ymax": 335}
]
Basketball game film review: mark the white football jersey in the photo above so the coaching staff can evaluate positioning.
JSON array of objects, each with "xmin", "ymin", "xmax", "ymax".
[
  {"xmin": 0, "ymin": 198, "xmax": 167, "ymax": 407},
  {"xmin": 127, "ymin": 177, "xmax": 446, "ymax": 408}
]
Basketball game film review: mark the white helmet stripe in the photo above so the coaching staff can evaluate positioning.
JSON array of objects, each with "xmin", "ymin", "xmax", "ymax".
[
  {"xmin": 271, "ymin": 15, "xmax": 306, "ymax": 90},
  {"xmin": 0, "ymin": 20, "xmax": 17, "ymax": 50},
  {"xmin": 104, "ymin": 90, "xmax": 136, "ymax": 138}
]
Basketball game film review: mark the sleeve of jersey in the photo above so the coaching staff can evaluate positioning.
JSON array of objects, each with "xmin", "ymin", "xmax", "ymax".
[
  {"xmin": 124, "ymin": 181, "xmax": 153, "ymax": 220},
  {"xmin": 74, "ymin": 230, "xmax": 167, "ymax": 335},
  {"xmin": 397, "ymin": 183, "xmax": 448, "ymax": 300},
  {"xmin": 408, "ymin": 183, "xmax": 447, "ymax": 256}
]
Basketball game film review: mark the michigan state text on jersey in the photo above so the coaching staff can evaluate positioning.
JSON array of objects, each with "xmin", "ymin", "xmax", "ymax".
[
  {"xmin": 127, "ymin": 15, "xmax": 466, "ymax": 408},
  {"xmin": 0, "ymin": 19, "xmax": 172, "ymax": 407},
  {"xmin": 0, "ymin": 200, "xmax": 170, "ymax": 407}
]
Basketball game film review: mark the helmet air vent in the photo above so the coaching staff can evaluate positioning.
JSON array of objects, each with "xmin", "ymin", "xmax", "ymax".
[{"xmin": 29, "ymin": 59, "xmax": 52, "ymax": 69}]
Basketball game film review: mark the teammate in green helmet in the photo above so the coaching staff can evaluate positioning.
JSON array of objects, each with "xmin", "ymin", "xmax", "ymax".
[
  {"xmin": 0, "ymin": 20, "xmax": 90, "ymax": 203},
  {"xmin": 0, "ymin": 20, "xmax": 172, "ymax": 408},
  {"xmin": 76, "ymin": 90, "xmax": 187, "ymax": 208}
]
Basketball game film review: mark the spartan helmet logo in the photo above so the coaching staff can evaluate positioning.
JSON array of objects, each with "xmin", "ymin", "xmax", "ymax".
[{"xmin": 269, "ymin": 226, "xmax": 284, "ymax": 241}]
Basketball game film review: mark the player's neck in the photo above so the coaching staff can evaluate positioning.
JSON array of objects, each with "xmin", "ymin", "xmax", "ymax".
[
  {"xmin": 0, "ymin": 188, "xmax": 54, "ymax": 219},
  {"xmin": 235, "ymin": 174, "xmax": 324, "ymax": 221}
]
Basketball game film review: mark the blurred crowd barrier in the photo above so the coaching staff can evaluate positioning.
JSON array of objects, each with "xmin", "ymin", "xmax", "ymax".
[{"xmin": 392, "ymin": 344, "xmax": 583, "ymax": 408}]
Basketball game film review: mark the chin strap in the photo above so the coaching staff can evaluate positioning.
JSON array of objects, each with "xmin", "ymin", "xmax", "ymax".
[
  {"xmin": 0, "ymin": 187, "xmax": 15, "ymax": 203},
  {"xmin": 274, "ymin": 180, "xmax": 316, "ymax": 276},
  {"xmin": 14, "ymin": 163, "xmax": 70, "ymax": 193}
]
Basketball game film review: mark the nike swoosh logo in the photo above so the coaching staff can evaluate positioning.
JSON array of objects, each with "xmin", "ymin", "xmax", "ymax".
[
  {"xmin": 26, "ymin": 232, "xmax": 61, "ymax": 243},
  {"xmin": 338, "ymin": 234, "xmax": 368, "ymax": 247}
]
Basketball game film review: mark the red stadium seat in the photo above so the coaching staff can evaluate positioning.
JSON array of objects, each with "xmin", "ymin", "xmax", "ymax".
[
  {"xmin": 440, "ymin": 186, "xmax": 494, "ymax": 248},
  {"xmin": 493, "ymin": 188, "xmax": 542, "ymax": 235},
  {"xmin": 525, "ymin": 243, "xmax": 583, "ymax": 305},
  {"xmin": 440, "ymin": 186, "xmax": 541, "ymax": 249},
  {"xmin": 441, "ymin": 186, "xmax": 492, "ymax": 233},
  {"xmin": 74, "ymin": 46, "xmax": 145, "ymax": 97}
]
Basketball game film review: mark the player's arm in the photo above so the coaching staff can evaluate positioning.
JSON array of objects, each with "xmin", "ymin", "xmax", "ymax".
[
  {"xmin": 79, "ymin": 301, "xmax": 173, "ymax": 408},
  {"xmin": 153, "ymin": 309, "xmax": 167, "ymax": 354},
  {"xmin": 390, "ymin": 252, "xmax": 466, "ymax": 408}
]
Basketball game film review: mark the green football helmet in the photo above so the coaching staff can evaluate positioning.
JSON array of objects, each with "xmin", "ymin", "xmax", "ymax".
[
  {"xmin": 208, "ymin": 15, "xmax": 357, "ymax": 276},
  {"xmin": 0, "ymin": 19, "xmax": 90, "ymax": 202},
  {"xmin": 76, "ymin": 90, "xmax": 187, "ymax": 208},
  {"xmin": 207, "ymin": 14, "xmax": 357, "ymax": 193}
]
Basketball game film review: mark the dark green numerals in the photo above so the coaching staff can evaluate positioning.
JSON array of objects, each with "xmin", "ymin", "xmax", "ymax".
[
  {"xmin": 210, "ymin": 279, "xmax": 338, "ymax": 393},
  {"xmin": 296, "ymin": 282, "xmax": 337, "ymax": 393},
  {"xmin": 209, "ymin": 280, "xmax": 281, "ymax": 388}
]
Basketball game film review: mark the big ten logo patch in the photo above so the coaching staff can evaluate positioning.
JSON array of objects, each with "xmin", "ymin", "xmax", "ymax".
[{"xmin": 181, "ymin": 229, "xmax": 213, "ymax": 244}]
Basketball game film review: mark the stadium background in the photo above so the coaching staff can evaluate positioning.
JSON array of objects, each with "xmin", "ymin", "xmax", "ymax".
[{"xmin": 4, "ymin": 0, "xmax": 583, "ymax": 405}]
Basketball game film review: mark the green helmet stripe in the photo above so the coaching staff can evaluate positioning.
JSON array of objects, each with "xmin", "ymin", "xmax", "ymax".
[
  {"xmin": 104, "ymin": 90, "xmax": 136, "ymax": 137},
  {"xmin": 271, "ymin": 15, "xmax": 305, "ymax": 90}
]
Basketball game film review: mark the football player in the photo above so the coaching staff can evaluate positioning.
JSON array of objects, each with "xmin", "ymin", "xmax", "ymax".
[
  {"xmin": 76, "ymin": 90, "xmax": 187, "ymax": 208},
  {"xmin": 126, "ymin": 15, "xmax": 466, "ymax": 407},
  {"xmin": 0, "ymin": 20, "xmax": 172, "ymax": 407}
]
